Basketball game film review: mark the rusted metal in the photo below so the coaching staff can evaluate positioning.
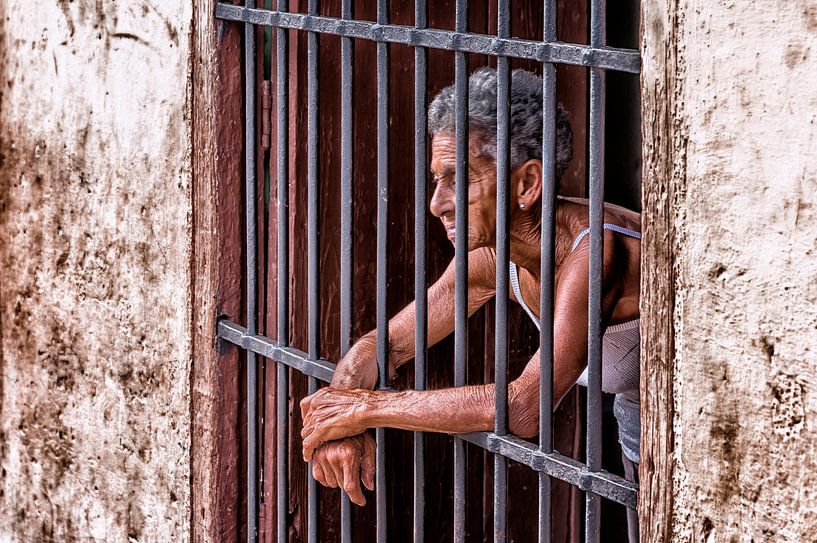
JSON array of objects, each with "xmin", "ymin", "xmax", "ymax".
[{"xmin": 214, "ymin": 4, "xmax": 641, "ymax": 73}]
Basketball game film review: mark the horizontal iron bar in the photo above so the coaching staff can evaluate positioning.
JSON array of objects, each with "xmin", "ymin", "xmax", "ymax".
[
  {"xmin": 217, "ymin": 319, "xmax": 637, "ymax": 508},
  {"xmin": 214, "ymin": 4, "xmax": 640, "ymax": 73},
  {"xmin": 459, "ymin": 432, "xmax": 637, "ymax": 509},
  {"xmin": 219, "ymin": 320, "xmax": 336, "ymax": 383}
]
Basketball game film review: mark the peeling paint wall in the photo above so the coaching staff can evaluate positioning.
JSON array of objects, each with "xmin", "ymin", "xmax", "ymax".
[
  {"xmin": 0, "ymin": 1, "xmax": 193, "ymax": 541},
  {"xmin": 651, "ymin": 2, "xmax": 817, "ymax": 540}
]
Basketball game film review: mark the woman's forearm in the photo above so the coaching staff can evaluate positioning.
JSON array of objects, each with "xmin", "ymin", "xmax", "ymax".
[
  {"xmin": 330, "ymin": 334, "xmax": 379, "ymax": 390},
  {"xmin": 357, "ymin": 383, "xmax": 541, "ymax": 438},
  {"xmin": 330, "ymin": 303, "xmax": 423, "ymax": 390},
  {"xmin": 301, "ymin": 380, "xmax": 541, "ymax": 457},
  {"xmin": 358, "ymin": 386, "xmax": 497, "ymax": 435},
  {"xmin": 328, "ymin": 252, "xmax": 498, "ymax": 393}
]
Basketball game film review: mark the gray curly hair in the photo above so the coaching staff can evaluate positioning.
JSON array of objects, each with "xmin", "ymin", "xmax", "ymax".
[{"xmin": 428, "ymin": 67, "xmax": 573, "ymax": 181}]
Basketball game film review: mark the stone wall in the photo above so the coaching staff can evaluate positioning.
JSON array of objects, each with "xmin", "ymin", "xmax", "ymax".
[
  {"xmin": 0, "ymin": 1, "xmax": 193, "ymax": 540},
  {"xmin": 642, "ymin": 1, "xmax": 817, "ymax": 540}
]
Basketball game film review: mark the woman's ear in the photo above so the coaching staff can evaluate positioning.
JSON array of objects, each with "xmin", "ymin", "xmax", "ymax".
[{"xmin": 512, "ymin": 159, "xmax": 543, "ymax": 210}]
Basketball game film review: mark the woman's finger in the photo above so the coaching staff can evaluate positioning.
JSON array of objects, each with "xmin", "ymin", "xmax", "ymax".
[
  {"xmin": 341, "ymin": 452, "xmax": 365, "ymax": 506},
  {"xmin": 304, "ymin": 422, "xmax": 333, "ymax": 461},
  {"xmin": 301, "ymin": 421, "xmax": 314, "ymax": 440},
  {"xmin": 328, "ymin": 456, "xmax": 346, "ymax": 495},
  {"xmin": 299, "ymin": 394, "xmax": 313, "ymax": 418},
  {"xmin": 303, "ymin": 435, "xmax": 318, "ymax": 462},
  {"xmin": 312, "ymin": 459, "xmax": 334, "ymax": 488},
  {"xmin": 360, "ymin": 434, "xmax": 376, "ymax": 491}
]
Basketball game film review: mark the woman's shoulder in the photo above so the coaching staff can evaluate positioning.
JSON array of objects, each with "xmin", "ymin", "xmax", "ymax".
[
  {"xmin": 469, "ymin": 247, "xmax": 498, "ymax": 279},
  {"xmin": 555, "ymin": 202, "xmax": 640, "ymax": 277},
  {"xmin": 556, "ymin": 196, "xmax": 640, "ymax": 222},
  {"xmin": 556, "ymin": 197, "xmax": 641, "ymax": 246}
]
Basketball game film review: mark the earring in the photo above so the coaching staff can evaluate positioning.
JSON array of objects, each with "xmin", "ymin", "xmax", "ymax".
[{"xmin": 519, "ymin": 203, "xmax": 526, "ymax": 209}]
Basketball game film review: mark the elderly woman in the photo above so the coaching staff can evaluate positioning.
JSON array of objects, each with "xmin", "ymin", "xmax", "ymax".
[{"xmin": 300, "ymin": 67, "xmax": 641, "ymax": 538}]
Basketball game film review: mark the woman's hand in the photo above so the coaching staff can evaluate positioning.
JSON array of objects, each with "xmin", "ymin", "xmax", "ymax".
[
  {"xmin": 311, "ymin": 433, "xmax": 376, "ymax": 506},
  {"xmin": 301, "ymin": 387, "xmax": 372, "ymax": 461}
]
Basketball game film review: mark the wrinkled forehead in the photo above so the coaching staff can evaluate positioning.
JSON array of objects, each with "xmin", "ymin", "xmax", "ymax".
[{"xmin": 430, "ymin": 132, "xmax": 495, "ymax": 176}]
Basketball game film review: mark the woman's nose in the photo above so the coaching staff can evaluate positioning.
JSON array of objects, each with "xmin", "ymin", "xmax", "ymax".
[{"xmin": 429, "ymin": 184, "xmax": 453, "ymax": 218}]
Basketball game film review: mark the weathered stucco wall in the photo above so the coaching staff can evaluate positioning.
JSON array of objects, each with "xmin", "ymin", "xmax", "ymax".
[
  {"xmin": 0, "ymin": 1, "xmax": 193, "ymax": 540},
  {"xmin": 642, "ymin": 1, "xmax": 817, "ymax": 540}
]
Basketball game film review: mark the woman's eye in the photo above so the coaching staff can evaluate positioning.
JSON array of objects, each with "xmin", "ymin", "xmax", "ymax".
[{"xmin": 430, "ymin": 176, "xmax": 454, "ymax": 188}]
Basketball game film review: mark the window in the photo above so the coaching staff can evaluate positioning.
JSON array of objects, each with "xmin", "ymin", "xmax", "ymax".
[{"xmin": 212, "ymin": 0, "xmax": 642, "ymax": 540}]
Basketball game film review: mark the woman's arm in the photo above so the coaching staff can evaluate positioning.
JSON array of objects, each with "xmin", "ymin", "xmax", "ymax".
[
  {"xmin": 329, "ymin": 247, "xmax": 498, "ymax": 390},
  {"xmin": 301, "ymin": 350, "xmax": 558, "ymax": 458},
  {"xmin": 302, "ymin": 243, "xmax": 625, "ymax": 458},
  {"xmin": 302, "ymin": 346, "xmax": 577, "ymax": 459},
  {"xmin": 305, "ymin": 248, "xmax": 499, "ymax": 503}
]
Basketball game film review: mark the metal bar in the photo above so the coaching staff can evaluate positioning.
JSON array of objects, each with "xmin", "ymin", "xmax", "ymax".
[
  {"xmin": 538, "ymin": 66, "xmax": 556, "ymax": 543},
  {"xmin": 220, "ymin": 320, "xmax": 337, "ymax": 381},
  {"xmin": 216, "ymin": 320, "xmax": 638, "ymax": 509},
  {"xmin": 413, "ymin": 0, "xmax": 428, "ymax": 540},
  {"xmin": 538, "ymin": 2, "xmax": 557, "ymax": 542},
  {"xmin": 244, "ymin": 0, "xmax": 259, "ymax": 539},
  {"xmin": 493, "ymin": 1, "xmax": 511, "ymax": 542},
  {"xmin": 275, "ymin": 0, "xmax": 290, "ymax": 540},
  {"xmin": 459, "ymin": 432, "xmax": 637, "ymax": 508},
  {"xmin": 276, "ymin": 365, "xmax": 288, "ymax": 543},
  {"xmin": 375, "ymin": 1, "xmax": 389, "ymax": 540},
  {"xmin": 586, "ymin": 0, "xmax": 607, "ymax": 540},
  {"xmin": 215, "ymin": 5, "xmax": 641, "ymax": 73},
  {"xmin": 259, "ymin": 8, "xmax": 272, "ymax": 521},
  {"xmin": 453, "ymin": 2, "xmax": 468, "ymax": 541},
  {"xmin": 306, "ymin": 0, "xmax": 320, "ymax": 538},
  {"xmin": 339, "ymin": 0, "xmax": 355, "ymax": 538}
]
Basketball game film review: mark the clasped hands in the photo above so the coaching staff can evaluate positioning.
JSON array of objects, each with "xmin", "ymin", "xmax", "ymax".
[{"xmin": 300, "ymin": 387, "xmax": 376, "ymax": 506}]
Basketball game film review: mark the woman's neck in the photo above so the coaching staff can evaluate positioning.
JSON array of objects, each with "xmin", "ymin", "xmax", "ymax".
[
  {"xmin": 508, "ymin": 199, "xmax": 544, "ymax": 276},
  {"xmin": 508, "ymin": 200, "xmax": 570, "ymax": 277}
]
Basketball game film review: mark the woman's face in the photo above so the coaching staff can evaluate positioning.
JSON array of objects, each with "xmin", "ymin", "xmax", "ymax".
[{"xmin": 429, "ymin": 133, "xmax": 500, "ymax": 250}]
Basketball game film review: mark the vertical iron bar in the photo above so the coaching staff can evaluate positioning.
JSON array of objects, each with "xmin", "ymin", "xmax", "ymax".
[
  {"xmin": 493, "ymin": 2, "xmax": 510, "ymax": 543},
  {"xmin": 413, "ymin": 0, "xmax": 428, "ymax": 541},
  {"xmin": 275, "ymin": 0, "xmax": 290, "ymax": 541},
  {"xmin": 538, "ymin": 1, "xmax": 557, "ymax": 542},
  {"xmin": 586, "ymin": 0, "xmax": 606, "ymax": 540},
  {"xmin": 245, "ymin": 0, "xmax": 259, "ymax": 539},
  {"xmin": 376, "ymin": 1, "xmax": 390, "ymax": 541},
  {"xmin": 453, "ymin": 2, "xmax": 468, "ymax": 541},
  {"xmin": 307, "ymin": 0, "xmax": 320, "ymax": 540},
  {"xmin": 339, "ymin": 0, "xmax": 355, "ymax": 538}
]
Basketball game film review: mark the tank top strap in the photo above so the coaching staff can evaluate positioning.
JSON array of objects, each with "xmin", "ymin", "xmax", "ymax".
[
  {"xmin": 508, "ymin": 261, "xmax": 541, "ymax": 332},
  {"xmin": 570, "ymin": 223, "xmax": 642, "ymax": 253}
]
